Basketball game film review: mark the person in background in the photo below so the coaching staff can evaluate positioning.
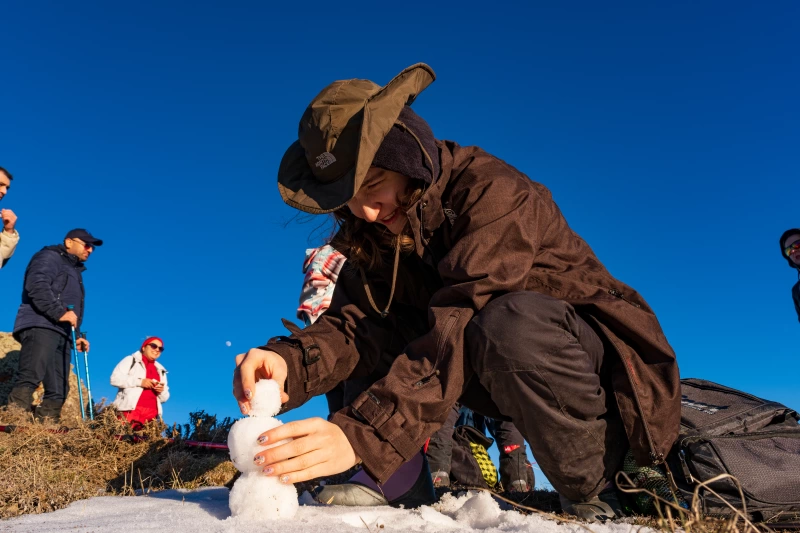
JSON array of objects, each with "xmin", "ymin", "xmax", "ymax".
[
  {"xmin": 110, "ymin": 337, "xmax": 169, "ymax": 430},
  {"xmin": 6, "ymin": 229, "xmax": 102, "ymax": 421},
  {"xmin": 779, "ymin": 228, "xmax": 800, "ymax": 323},
  {"xmin": 427, "ymin": 403, "xmax": 534, "ymax": 492},
  {"xmin": 0, "ymin": 165, "xmax": 19, "ymax": 269}
]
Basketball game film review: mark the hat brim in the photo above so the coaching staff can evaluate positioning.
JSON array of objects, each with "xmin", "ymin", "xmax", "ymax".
[
  {"xmin": 277, "ymin": 141, "xmax": 358, "ymax": 214},
  {"xmin": 277, "ymin": 63, "xmax": 436, "ymax": 214}
]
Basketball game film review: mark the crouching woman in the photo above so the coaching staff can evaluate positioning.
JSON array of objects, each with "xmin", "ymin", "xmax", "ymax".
[{"xmin": 111, "ymin": 337, "xmax": 169, "ymax": 429}]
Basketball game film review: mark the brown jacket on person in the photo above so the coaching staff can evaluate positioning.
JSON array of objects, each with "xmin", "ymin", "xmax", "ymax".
[{"xmin": 265, "ymin": 141, "xmax": 681, "ymax": 483}]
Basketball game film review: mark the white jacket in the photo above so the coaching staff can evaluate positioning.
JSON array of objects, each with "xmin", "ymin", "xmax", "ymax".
[
  {"xmin": 0, "ymin": 229, "xmax": 19, "ymax": 268},
  {"xmin": 110, "ymin": 351, "xmax": 169, "ymax": 416}
]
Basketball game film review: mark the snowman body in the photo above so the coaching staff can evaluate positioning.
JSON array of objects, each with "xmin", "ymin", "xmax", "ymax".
[{"xmin": 227, "ymin": 380, "xmax": 299, "ymax": 519}]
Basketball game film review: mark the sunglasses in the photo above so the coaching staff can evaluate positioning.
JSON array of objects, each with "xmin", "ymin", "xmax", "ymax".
[
  {"xmin": 146, "ymin": 343, "xmax": 165, "ymax": 352},
  {"xmin": 71, "ymin": 239, "xmax": 94, "ymax": 250},
  {"xmin": 785, "ymin": 241, "xmax": 800, "ymax": 257}
]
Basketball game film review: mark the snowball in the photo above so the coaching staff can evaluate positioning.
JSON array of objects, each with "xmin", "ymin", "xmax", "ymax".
[
  {"xmin": 454, "ymin": 491, "xmax": 502, "ymax": 529},
  {"xmin": 249, "ymin": 379, "xmax": 282, "ymax": 417},
  {"xmin": 228, "ymin": 472, "xmax": 298, "ymax": 519},
  {"xmin": 227, "ymin": 417, "xmax": 290, "ymax": 473}
]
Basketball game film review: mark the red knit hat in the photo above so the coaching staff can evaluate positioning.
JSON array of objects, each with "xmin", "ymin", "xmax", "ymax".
[{"xmin": 141, "ymin": 337, "xmax": 164, "ymax": 352}]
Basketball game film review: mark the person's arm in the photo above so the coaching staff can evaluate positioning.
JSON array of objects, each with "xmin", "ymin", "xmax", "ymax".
[
  {"xmin": 23, "ymin": 250, "xmax": 70, "ymax": 322},
  {"xmin": 793, "ymin": 282, "xmax": 800, "ymax": 324},
  {"xmin": 110, "ymin": 356, "xmax": 143, "ymax": 389},
  {"xmin": 0, "ymin": 226, "xmax": 19, "ymax": 268},
  {"xmin": 265, "ymin": 266, "xmax": 397, "ymax": 413},
  {"xmin": 157, "ymin": 370, "xmax": 169, "ymax": 403}
]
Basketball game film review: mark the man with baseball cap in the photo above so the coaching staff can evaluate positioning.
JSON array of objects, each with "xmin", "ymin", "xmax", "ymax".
[{"xmin": 6, "ymin": 228, "xmax": 103, "ymax": 421}]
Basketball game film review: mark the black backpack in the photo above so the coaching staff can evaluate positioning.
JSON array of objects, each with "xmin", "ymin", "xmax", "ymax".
[{"xmin": 667, "ymin": 378, "xmax": 800, "ymax": 521}]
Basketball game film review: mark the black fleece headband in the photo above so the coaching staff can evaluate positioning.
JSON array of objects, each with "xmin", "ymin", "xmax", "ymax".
[{"xmin": 372, "ymin": 106, "xmax": 440, "ymax": 185}]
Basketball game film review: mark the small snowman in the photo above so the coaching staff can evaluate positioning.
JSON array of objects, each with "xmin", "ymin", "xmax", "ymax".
[{"xmin": 227, "ymin": 379, "xmax": 299, "ymax": 520}]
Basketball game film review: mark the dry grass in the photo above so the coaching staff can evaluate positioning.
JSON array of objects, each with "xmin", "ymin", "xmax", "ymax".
[{"xmin": 0, "ymin": 406, "xmax": 236, "ymax": 519}]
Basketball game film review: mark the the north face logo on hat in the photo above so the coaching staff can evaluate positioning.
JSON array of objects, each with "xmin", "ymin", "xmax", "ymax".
[{"xmin": 315, "ymin": 152, "xmax": 336, "ymax": 170}]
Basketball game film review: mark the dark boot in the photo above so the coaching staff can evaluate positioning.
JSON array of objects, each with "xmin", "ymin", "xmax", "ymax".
[
  {"xmin": 317, "ymin": 452, "xmax": 437, "ymax": 508},
  {"xmin": 34, "ymin": 398, "xmax": 63, "ymax": 422},
  {"xmin": 7, "ymin": 386, "xmax": 36, "ymax": 412}
]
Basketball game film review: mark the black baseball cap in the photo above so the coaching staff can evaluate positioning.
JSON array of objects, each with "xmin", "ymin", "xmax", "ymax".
[{"xmin": 65, "ymin": 228, "xmax": 104, "ymax": 247}]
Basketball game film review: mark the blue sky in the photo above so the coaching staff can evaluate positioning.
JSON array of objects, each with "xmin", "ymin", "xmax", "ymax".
[{"xmin": 1, "ymin": 2, "xmax": 798, "ymax": 488}]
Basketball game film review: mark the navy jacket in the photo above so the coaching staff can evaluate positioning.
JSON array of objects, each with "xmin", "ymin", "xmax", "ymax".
[
  {"xmin": 793, "ymin": 279, "xmax": 800, "ymax": 324},
  {"xmin": 13, "ymin": 245, "xmax": 86, "ymax": 339}
]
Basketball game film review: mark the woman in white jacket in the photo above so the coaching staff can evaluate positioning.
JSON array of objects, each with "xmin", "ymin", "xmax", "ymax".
[{"xmin": 110, "ymin": 337, "xmax": 169, "ymax": 429}]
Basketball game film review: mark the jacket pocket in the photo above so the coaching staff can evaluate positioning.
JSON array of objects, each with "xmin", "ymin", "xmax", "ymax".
[{"xmin": 413, "ymin": 310, "xmax": 461, "ymax": 389}]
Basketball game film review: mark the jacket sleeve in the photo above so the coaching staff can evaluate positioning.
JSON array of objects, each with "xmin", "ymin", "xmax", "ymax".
[
  {"xmin": 110, "ymin": 356, "xmax": 142, "ymax": 389},
  {"xmin": 24, "ymin": 250, "xmax": 67, "ymax": 323},
  {"xmin": 0, "ymin": 230, "xmax": 19, "ymax": 268},
  {"xmin": 793, "ymin": 282, "xmax": 800, "ymax": 324},
  {"xmin": 263, "ymin": 264, "xmax": 397, "ymax": 414},
  {"xmin": 157, "ymin": 368, "xmax": 169, "ymax": 403},
  {"xmin": 330, "ymin": 170, "xmax": 556, "ymax": 483}
]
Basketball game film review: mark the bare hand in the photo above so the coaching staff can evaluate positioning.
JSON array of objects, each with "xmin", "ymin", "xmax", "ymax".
[
  {"xmin": 59, "ymin": 310, "xmax": 78, "ymax": 328},
  {"xmin": 141, "ymin": 378, "xmax": 157, "ymax": 389},
  {"xmin": 1, "ymin": 209, "xmax": 16, "ymax": 232},
  {"xmin": 233, "ymin": 348, "xmax": 289, "ymax": 415},
  {"xmin": 76, "ymin": 338, "xmax": 90, "ymax": 352},
  {"xmin": 253, "ymin": 417, "xmax": 360, "ymax": 484},
  {"xmin": 154, "ymin": 383, "xmax": 165, "ymax": 394}
]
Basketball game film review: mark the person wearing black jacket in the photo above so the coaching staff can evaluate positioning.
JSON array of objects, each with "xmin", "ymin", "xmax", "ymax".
[
  {"xmin": 6, "ymin": 229, "xmax": 103, "ymax": 421},
  {"xmin": 780, "ymin": 229, "xmax": 800, "ymax": 323}
]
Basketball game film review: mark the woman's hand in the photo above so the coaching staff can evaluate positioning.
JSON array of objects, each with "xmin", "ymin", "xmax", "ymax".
[
  {"xmin": 141, "ymin": 378, "xmax": 157, "ymax": 389},
  {"xmin": 253, "ymin": 417, "xmax": 361, "ymax": 484},
  {"xmin": 233, "ymin": 348, "xmax": 290, "ymax": 414}
]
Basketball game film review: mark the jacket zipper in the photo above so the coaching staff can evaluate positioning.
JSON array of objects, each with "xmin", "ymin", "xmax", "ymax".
[
  {"xmin": 413, "ymin": 370, "xmax": 440, "ymax": 389},
  {"xmin": 607, "ymin": 288, "xmax": 641, "ymax": 308},
  {"xmin": 678, "ymin": 450, "xmax": 694, "ymax": 484},
  {"xmin": 590, "ymin": 317, "xmax": 661, "ymax": 464}
]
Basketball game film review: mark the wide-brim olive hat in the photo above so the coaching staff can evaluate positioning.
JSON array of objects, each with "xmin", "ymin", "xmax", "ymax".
[{"xmin": 277, "ymin": 63, "xmax": 436, "ymax": 214}]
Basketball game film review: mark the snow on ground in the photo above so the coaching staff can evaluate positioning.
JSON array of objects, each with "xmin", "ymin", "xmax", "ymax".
[{"xmin": 0, "ymin": 487, "xmax": 655, "ymax": 533}]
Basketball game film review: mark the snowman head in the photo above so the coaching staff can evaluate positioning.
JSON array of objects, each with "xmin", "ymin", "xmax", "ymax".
[{"xmin": 249, "ymin": 379, "xmax": 283, "ymax": 417}]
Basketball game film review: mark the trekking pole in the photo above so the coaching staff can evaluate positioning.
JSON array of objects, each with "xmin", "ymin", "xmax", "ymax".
[
  {"xmin": 80, "ymin": 331, "xmax": 94, "ymax": 420},
  {"xmin": 67, "ymin": 305, "xmax": 86, "ymax": 421}
]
